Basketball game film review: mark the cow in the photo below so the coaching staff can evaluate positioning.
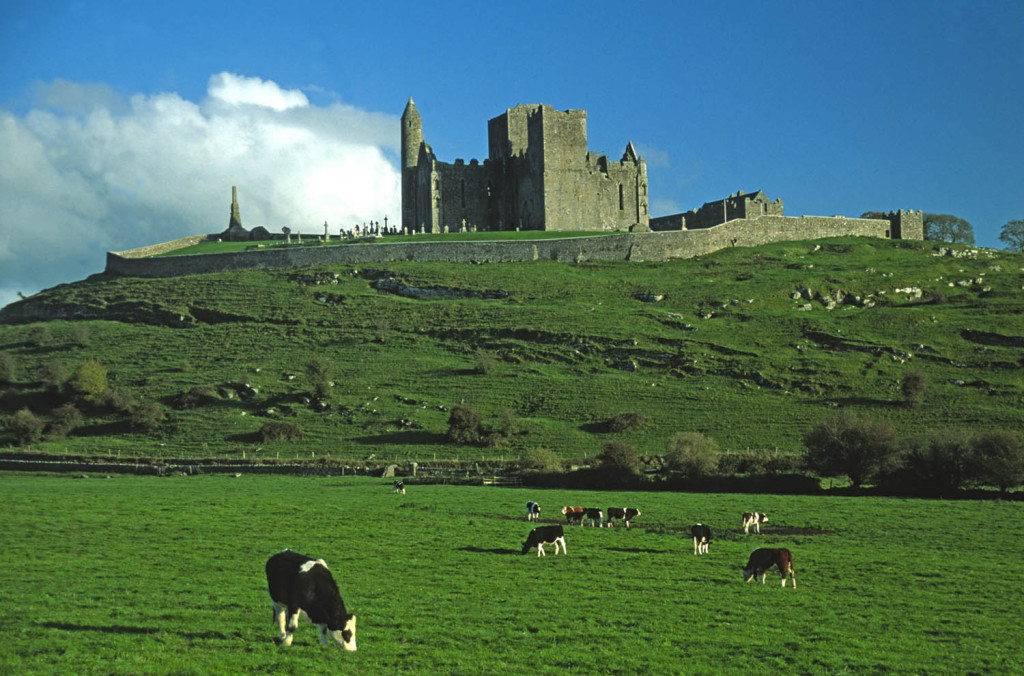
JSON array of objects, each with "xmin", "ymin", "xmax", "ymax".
[
  {"xmin": 582, "ymin": 508, "xmax": 604, "ymax": 527},
  {"xmin": 522, "ymin": 525, "xmax": 566, "ymax": 556},
  {"xmin": 742, "ymin": 512, "xmax": 769, "ymax": 534},
  {"xmin": 561, "ymin": 505, "xmax": 585, "ymax": 525},
  {"xmin": 526, "ymin": 501, "xmax": 541, "ymax": 521},
  {"xmin": 742, "ymin": 548, "xmax": 796, "ymax": 588},
  {"xmin": 393, "ymin": 481, "xmax": 405, "ymax": 494},
  {"xmin": 691, "ymin": 523, "xmax": 712, "ymax": 555},
  {"xmin": 265, "ymin": 549, "xmax": 357, "ymax": 650},
  {"xmin": 606, "ymin": 507, "xmax": 641, "ymax": 529}
]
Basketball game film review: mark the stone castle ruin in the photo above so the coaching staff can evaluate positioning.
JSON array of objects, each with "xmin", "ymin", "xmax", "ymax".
[
  {"xmin": 402, "ymin": 98, "xmax": 649, "ymax": 233},
  {"xmin": 103, "ymin": 98, "xmax": 923, "ymax": 278}
]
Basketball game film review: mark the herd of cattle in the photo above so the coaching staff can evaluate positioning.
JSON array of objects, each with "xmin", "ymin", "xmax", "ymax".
[
  {"xmin": 264, "ymin": 494, "xmax": 795, "ymax": 651},
  {"xmin": 521, "ymin": 507, "xmax": 795, "ymax": 586}
]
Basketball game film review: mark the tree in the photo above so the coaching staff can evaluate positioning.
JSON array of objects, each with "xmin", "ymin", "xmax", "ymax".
[
  {"xmin": 7, "ymin": 407, "xmax": 45, "ymax": 444},
  {"xmin": 48, "ymin": 402, "xmax": 83, "ymax": 438},
  {"xmin": 923, "ymin": 213, "xmax": 975, "ymax": 244},
  {"xmin": 304, "ymin": 358, "xmax": 334, "ymax": 400},
  {"xmin": 664, "ymin": 432, "xmax": 720, "ymax": 478},
  {"xmin": 596, "ymin": 440, "xmax": 640, "ymax": 474},
  {"xmin": 473, "ymin": 349, "xmax": 497, "ymax": 375},
  {"xmin": 447, "ymin": 405, "xmax": 484, "ymax": 444},
  {"xmin": 998, "ymin": 219, "xmax": 1024, "ymax": 252},
  {"xmin": 130, "ymin": 402, "xmax": 166, "ymax": 432},
  {"xmin": 970, "ymin": 430, "xmax": 1024, "ymax": 494},
  {"xmin": 901, "ymin": 369, "xmax": 927, "ymax": 408},
  {"xmin": 70, "ymin": 360, "xmax": 108, "ymax": 403},
  {"xmin": 606, "ymin": 412, "xmax": 648, "ymax": 433},
  {"xmin": 0, "ymin": 351, "xmax": 15, "ymax": 385},
  {"xmin": 885, "ymin": 431, "xmax": 973, "ymax": 494},
  {"xmin": 803, "ymin": 412, "xmax": 898, "ymax": 487}
]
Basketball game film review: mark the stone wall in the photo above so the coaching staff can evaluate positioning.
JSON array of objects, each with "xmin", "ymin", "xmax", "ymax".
[
  {"xmin": 105, "ymin": 214, "xmax": 895, "ymax": 279},
  {"xmin": 113, "ymin": 234, "xmax": 209, "ymax": 259}
]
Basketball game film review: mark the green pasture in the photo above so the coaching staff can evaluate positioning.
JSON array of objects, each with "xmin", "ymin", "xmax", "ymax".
[{"xmin": 1, "ymin": 473, "xmax": 1021, "ymax": 674}]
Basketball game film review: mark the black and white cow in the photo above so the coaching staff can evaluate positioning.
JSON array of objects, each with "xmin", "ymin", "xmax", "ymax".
[
  {"xmin": 265, "ymin": 549, "xmax": 357, "ymax": 650},
  {"xmin": 393, "ymin": 481, "xmax": 405, "ymax": 494},
  {"xmin": 582, "ymin": 508, "xmax": 604, "ymax": 527},
  {"xmin": 521, "ymin": 525, "xmax": 567, "ymax": 556},
  {"xmin": 526, "ymin": 501, "xmax": 541, "ymax": 521},
  {"xmin": 690, "ymin": 523, "xmax": 712, "ymax": 555},
  {"xmin": 742, "ymin": 512, "xmax": 769, "ymax": 534},
  {"xmin": 606, "ymin": 507, "xmax": 641, "ymax": 529},
  {"xmin": 742, "ymin": 548, "xmax": 796, "ymax": 588}
]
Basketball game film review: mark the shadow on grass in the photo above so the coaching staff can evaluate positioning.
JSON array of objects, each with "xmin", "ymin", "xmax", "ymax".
[
  {"xmin": 605, "ymin": 546, "xmax": 672, "ymax": 555},
  {"xmin": 459, "ymin": 546, "xmax": 519, "ymax": 555},
  {"xmin": 352, "ymin": 430, "xmax": 450, "ymax": 445},
  {"xmin": 42, "ymin": 622, "xmax": 159, "ymax": 635}
]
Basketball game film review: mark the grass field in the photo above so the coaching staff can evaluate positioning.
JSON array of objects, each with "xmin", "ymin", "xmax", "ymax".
[{"xmin": 1, "ymin": 473, "xmax": 1021, "ymax": 674}]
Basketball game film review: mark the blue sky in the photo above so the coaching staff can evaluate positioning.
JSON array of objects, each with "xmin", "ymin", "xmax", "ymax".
[{"xmin": 2, "ymin": 0, "xmax": 1022, "ymax": 308}]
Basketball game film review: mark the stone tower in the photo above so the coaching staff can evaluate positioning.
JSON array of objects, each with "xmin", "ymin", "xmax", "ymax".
[
  {"xmin": 401, "ymin": 98, "xmax": 422, "ymax": 231},
  {"xmin": 228, "ymin": 186, "xmax": 243, "ymax": 230}
]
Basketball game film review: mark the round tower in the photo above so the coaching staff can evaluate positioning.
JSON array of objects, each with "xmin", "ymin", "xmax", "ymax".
[{"xmin": 401, "ymin": 98, "xmax": 422, "ymax": 231}]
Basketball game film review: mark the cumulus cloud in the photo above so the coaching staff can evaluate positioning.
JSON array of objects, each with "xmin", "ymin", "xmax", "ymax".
[{"xmin": 0, "ymin": 72, "xmax": 401, "ymax": 309}]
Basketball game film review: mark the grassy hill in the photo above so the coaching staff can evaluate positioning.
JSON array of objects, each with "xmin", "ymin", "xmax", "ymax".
[{"xmin": 1, "ymin": 236, "xmax": 1021, "ymax": 462}]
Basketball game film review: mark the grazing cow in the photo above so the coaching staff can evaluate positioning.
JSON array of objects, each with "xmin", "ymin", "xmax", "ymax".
[
  {"xmin": 526, "ymin": 501, "xmax": 541, "ymax": 521},
  {"xmin": 582, "ymin": 508, "xmax": 604, "ymax": 527},
  {"xmin": 691, "ymin": 523, "xmax": 712, "ymax": 555},
  {"xmin": 742, "ymin": 512, "xmax": 769, "ymax": 534},
  {"xmin": 742, "ymin": 548, "xmax": 796, "ymax": 588},
  {"xmin": 606, "ymin": 507, "xmax": 642, "ymax": 529},
  {"xmin": 561, "ymin": 505, "xmax": 585, "ymax": 525},
  {"xmin": 265, "ymin": 549, "xmax": 357, "ymax": 650},
  {"xmin": 393, "ymin": 481, "xmax": 405, "ymax": 494},
  {"xmin": 522, "ymin": 525, "xmax": 567, "ymax": 556}
]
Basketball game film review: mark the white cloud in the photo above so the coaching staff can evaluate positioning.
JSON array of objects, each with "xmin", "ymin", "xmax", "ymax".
[{"xmin": 0, "ymin": 73, "xmax": 401, "ymax": 308}]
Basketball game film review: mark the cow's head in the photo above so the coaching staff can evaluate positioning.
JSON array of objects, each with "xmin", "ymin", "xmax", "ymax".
[
  {"xmin": 521, "ymin": 540, "xmax": 532, "ymax": 555},
  {"xmin": 328, "ymin": 614, "xmax": 357, "ymax": 651},
  {"xmin": 741, "ymin": 567, "xmax": 756, "ymax": 583}
]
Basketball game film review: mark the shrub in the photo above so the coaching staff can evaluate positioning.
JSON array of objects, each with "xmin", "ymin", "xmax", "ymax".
[
  {"xmin": 882, "ymin": 431, "xmax": 973, "ymax": 495},
  {"xmin": 664, "ymin": 432, "xmax": 720, "ymax": 478},
  {"xmin": 496, "ymin": 407, "xmax": 519, "ymax": 437},
  {"xmin": 99, "ymin": 388, "xmax": 139, "ymax": 413},
  {"xmin": 131, "ymin": 402, "xmax": 166, "ymax": 432},
  {"xmin": 27, "ymin": 324, "xmax": 53, "ymax": 347},
  {"xmin": 39, "ymin": 359, "xmax": 70, "ymax": 393},
  {"xmin": 447, "ymin": 405, "xmax": 484, "ymax": 445},
  {"xmin": 70, "ymin": 360, "xmax": 108, "ymax": 403},
  {"xmin": 901, "ymin": 369, "xmax": 927, "ymax": 408},
  {"xmin": 519, "ymin": 447, "xmax": 564, "ymax": 473},
  {"xmin": 473, "ymin": 349, "xmax": 497, "ymax": 375},
  {"xmin": 174, "ymin": 386, "xmax": 217, "ymax": 410},
  {"xmin": 596, "ymin": 440, "xmax": 640, "ymax": 474},
  {"xmin": 69, "ymin": 324, "xmax": 91, "ymax": 347},
  {"xmin": 606, "ymin": 412, "xmax": 648, "ymax": 433},
  {"xmin": 48, "ymin": 403, "xmax": 83, "ymax": 438},
  {"xmin": 258, "ymin": 422, "xmax": 303, "ymax": 443},
  {"xmin": 803, "ymin": 411, "xmax": 899, "ymax": 487},
  {"xmin": 0, "ymin": 351, "xmax": 16, "ymax": 385},
  {"xmin": 305, "ymin": 358, "xmax": 334, "ymax": 399},
  {"xmin": 970, "ymin": 430, "xmax": 1024, "ymax": 493},
  {"xmin": 8, "ymin": 408, "xmax": 45, "ymax": 444}
]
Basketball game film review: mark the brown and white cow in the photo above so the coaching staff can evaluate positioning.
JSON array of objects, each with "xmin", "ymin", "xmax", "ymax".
[
  {"xmin": 690, "ymin": 523, "xmax": 712, "ymax": 555},
  {"xmin": 522, "ymin": 525, "xmax": 567, "ymax": 556},
  {"xmin": 606, "ymin": 507, "xmax": 641, "ymax": 529},
  {"xmin": 742, "ymin": 512, "xmax": 769, "ymax": 534},
  {"xmin": 742, "ymin": 548, "xmax": 796, "ymax": 588},
  {"xmin": 561, "ymin": 505, "xmax": 585, "ymax": 525},
  {"xmin": 265, "ymin": 549, "xmax": 357, "ymax": 650}
]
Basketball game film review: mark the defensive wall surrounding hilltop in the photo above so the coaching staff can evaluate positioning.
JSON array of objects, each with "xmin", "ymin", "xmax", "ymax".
[{"xmin": 106, "ymin": 214, "xmax": 902, "ymax": 278}]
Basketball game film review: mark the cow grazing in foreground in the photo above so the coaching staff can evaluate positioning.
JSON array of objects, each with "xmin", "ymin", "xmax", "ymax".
[
  {"xmin": 691, "ymin": 523, "xmax": 712, "ymax": 555},
  {"xmin": 742, "ymin": 548, "xmax": 796, "ymax": 588},
  {"xmin": 742, "ymin": 512, "xmax": 769, "ymax": 534},
  {"xmin": 393, "ymin": 481, "xmax": 405, "ymax": 494},
  {"xmin": 526, "ymin": 501, "xmax": 541, "ymax": 521},
  {"xmin": 522, "ymin": 525, "xmax": 566, "ymax": 556},
  {"xmin": 583, "ymin": 508, "xmax": 604, "ymax": 527},
  {"xmin": 265, "ymin": 549, "xmax": 357, "ymax": 650},
  {"xmin": 561, "ymin": 505, "xmax": 585, "ymax": 525},
  {"xmin": 606, "ymin": 507, "xmax": 641, "ymax": 529}
]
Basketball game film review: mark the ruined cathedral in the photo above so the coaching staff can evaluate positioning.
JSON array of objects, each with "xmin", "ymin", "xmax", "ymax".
[{"xmin": 401, "ymin": 98, "xmax": 649, "ymax": 233}]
